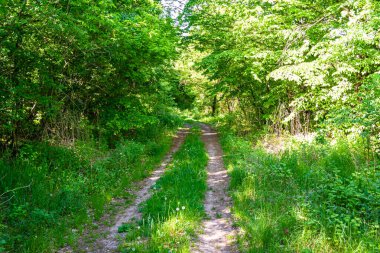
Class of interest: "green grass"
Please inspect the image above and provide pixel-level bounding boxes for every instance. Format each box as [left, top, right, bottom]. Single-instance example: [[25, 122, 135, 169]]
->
[[118, 128, 208, 253], [220, 131, 379, 253], [0, 126, 179, 253]]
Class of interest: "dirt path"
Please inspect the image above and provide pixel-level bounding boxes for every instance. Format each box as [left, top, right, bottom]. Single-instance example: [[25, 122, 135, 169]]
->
[[192, 124, 237, 253], [58, 126, 190, 253]]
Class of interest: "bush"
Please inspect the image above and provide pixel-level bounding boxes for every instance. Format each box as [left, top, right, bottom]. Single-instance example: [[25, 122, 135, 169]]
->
[[307, 168, 380, 239]]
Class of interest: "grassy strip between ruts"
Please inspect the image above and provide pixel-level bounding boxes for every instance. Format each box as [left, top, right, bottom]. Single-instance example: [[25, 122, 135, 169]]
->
[[219, 131, 379, 253], [118, 128, 208, 253]]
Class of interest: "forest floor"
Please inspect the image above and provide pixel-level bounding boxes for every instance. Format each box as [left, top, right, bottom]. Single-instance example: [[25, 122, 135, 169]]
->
[[59, 123, 236, 252]]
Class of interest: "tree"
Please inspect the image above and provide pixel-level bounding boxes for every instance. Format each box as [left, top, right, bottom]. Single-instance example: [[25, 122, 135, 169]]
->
[[181, 0, 380, 135], [0, 0, 180, 149]]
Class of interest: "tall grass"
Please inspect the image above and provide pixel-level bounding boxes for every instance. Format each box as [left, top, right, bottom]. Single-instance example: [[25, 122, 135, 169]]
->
[[220, 132, 379, 253], [118, 128, 208, 253], [0, 126, 178, 253]]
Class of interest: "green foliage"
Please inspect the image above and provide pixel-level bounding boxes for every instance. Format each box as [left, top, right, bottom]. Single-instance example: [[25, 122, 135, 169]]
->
[[307, 169, 379, 241], [328, 73, 380, 153], [0, 127, 175, 252], [119, 129, 208, 252], [182, 0, 380, 138], [0, 0, 180, 149], [0, 1, 186, 249], [1, 0, 379, 252], [220, 130, 379, 252]]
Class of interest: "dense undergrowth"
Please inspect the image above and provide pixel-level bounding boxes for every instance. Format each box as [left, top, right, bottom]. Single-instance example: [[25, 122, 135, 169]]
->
[[118, 128, 208, 253], [219, 128, 379, 253], [0, 120, 183, 253]]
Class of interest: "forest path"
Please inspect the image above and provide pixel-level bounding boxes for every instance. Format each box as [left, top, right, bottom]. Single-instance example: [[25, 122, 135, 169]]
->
[[192, 124, 237, 253], [58, 126, 190, 253]]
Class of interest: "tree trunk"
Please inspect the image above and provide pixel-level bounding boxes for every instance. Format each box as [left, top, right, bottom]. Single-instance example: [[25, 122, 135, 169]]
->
[[211, 95, 217, 116]]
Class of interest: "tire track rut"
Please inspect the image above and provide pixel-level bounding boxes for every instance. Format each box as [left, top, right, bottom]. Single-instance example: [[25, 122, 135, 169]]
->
[[192, 124, 237, 253]]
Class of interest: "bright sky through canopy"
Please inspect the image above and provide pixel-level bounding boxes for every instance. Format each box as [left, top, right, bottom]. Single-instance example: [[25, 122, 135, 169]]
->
[[161, 0, 188, 19]]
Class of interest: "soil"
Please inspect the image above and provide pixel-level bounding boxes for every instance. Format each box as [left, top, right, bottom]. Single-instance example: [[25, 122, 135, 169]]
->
[[192, 124, 237, 253]]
